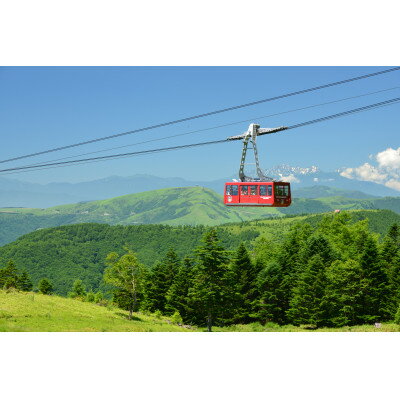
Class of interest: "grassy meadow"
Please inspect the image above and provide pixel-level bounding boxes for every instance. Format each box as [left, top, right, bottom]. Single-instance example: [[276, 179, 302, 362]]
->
[[0, 290, 191, 332]]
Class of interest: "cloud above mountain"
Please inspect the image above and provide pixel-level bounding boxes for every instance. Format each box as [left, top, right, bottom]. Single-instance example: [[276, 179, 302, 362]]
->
[[340, 147, 400, 191]]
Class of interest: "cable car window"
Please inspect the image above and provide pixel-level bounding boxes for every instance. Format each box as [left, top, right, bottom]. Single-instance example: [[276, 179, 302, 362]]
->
[[250, 185, 257, 195], [241, 185, 248, 195], [225, 185, 232, 195], [232, 185, 238, 195], [267, 185, 272, 196], [275, 185, 289, 196], [260, 185, 267, 196]]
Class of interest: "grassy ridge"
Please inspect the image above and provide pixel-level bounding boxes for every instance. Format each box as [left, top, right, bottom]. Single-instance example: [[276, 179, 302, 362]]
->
[[1, 186, 400, 246]]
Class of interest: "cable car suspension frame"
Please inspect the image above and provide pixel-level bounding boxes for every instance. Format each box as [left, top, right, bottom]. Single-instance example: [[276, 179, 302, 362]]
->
[[227, 123, 288, 182]]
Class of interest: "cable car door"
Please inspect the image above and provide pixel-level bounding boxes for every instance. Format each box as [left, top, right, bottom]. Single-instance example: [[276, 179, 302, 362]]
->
[[240, 184, 258, 204]]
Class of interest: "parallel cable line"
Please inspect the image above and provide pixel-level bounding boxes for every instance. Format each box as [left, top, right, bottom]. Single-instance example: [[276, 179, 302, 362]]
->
[[1, 97, 399, 175], [19, 86, 400, 168], [1, 67, 399, 165]]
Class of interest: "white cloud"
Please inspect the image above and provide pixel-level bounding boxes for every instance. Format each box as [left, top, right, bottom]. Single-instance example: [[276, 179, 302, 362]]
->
[[341, 148, 400, 192], [385, 179, 400, 191], [376, 147, 400, 169], [339, 163, 387, 183], [280, 174, 300, 183]]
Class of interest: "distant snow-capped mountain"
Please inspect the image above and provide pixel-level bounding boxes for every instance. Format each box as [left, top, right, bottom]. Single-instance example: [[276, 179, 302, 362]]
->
[[262, 164, 399, 197], [264, 164, 320, 176]]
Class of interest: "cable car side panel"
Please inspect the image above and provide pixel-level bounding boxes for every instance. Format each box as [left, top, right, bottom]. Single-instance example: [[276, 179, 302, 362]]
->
[[224, 182, 291, 207]]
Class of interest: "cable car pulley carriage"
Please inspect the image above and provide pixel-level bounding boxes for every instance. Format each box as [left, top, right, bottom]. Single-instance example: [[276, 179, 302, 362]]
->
[[224, 123, 291, 207]]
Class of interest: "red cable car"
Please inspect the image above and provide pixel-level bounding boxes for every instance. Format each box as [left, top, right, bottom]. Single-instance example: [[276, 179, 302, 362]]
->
[[224, 181, 291, 207], [223, 123, 291, 207]]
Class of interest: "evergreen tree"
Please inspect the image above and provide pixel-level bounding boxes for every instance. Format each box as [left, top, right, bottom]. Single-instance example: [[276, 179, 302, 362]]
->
[[359, 236, 390, 322], [380, 223, 400, 316], [144, 248, 180, 313], [276, 224, 312, 321], [38, 278, 54, 295], [256, 261, 286, 324], [104, 249, 144, 319], [188, 229, 231, 331], [325, 259, 365, 326], [165, 257, 193, 321], [287, 255, 328, 327], [18, 271, 33, 292], [230, 243, 260, 323], [0, 260, 19, 289]]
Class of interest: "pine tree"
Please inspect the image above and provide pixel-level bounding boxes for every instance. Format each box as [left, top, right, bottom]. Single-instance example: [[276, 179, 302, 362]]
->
[[188, 229, 231, 331], [104, 249, 145, 319], [38, 278, 54, 295], [359, 236, 390, 322], [143, 248, 180, 313], [230, 243, 260, 323], [0, 260, 19, 289], [166, 257, 193, 321], [287, 255, 328, 327], [18, 271, 33, 292], [276, 224, 312, 320], [325, 259, 365, 326], [256, 261, 286, 324], [380, 223, 400, 316]]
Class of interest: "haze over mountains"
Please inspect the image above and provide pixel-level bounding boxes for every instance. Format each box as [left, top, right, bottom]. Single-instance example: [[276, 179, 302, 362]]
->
[[2, 186, 400, 246], [0, 165, 398, 208]]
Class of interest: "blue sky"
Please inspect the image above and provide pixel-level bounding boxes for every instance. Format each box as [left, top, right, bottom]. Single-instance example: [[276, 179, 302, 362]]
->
[[0, 66, 399, 184]]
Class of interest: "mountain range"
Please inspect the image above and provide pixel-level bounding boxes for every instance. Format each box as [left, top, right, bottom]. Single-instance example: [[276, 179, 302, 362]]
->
[[1, 186, 400, 247], [0, 165, 398, 208]]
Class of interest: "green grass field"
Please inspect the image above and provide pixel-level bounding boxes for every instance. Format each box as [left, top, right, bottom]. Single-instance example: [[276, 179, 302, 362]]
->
[[1, 290, 398, 332], [0, 290, 191, 332]]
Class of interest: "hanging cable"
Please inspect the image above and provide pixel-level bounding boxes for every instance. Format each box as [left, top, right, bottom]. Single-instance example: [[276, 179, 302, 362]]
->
[[19, 86, 400, 169], [0, 96, 399, 175], [1, 67, 399, 165]]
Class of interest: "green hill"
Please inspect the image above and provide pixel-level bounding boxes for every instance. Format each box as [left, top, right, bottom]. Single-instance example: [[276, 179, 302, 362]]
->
[[0, 209, 398, 296], [1, 186, 400, 246], [293, 185, 378, 199], [0, 290, 191, 332]]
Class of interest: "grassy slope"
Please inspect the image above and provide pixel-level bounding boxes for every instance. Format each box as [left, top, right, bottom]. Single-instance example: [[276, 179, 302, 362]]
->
[[1, 186, 400, 246], [1, 290, 398, 332], [0, 290, 190, 332]]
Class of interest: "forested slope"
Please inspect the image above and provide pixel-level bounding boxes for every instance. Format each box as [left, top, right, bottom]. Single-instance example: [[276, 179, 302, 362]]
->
[[0, 209, 398, 295]]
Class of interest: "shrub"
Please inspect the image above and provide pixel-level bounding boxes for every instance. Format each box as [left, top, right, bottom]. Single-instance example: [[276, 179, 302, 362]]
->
[[395, 304, 400, 325], [171, 311, 183, 325]]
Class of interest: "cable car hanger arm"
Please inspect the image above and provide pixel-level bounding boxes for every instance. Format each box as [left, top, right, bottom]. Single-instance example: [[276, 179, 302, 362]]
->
[[226, 124, 288, 182]]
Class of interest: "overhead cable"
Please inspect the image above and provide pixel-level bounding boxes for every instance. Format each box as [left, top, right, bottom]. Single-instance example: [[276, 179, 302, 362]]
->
[[1, 67, 399, 165], [1, 96, 399, 175], [19, 86, 400, 168]]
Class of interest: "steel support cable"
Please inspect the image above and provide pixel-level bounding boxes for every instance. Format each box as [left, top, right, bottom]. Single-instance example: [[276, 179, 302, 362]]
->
[[19, 86, 400, 169], [0, 96, 399, 175], [1, 67, 399, 165], [286, 97, 400, 130]]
